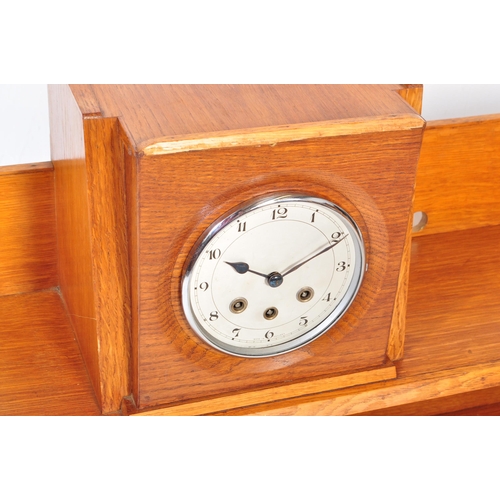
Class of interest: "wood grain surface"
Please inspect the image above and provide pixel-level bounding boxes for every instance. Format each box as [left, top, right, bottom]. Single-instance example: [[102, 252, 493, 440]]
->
[[0, 290, 100, 416], [0, 162, 57, 296], [49, 85, 133, 414], [414, 114, 500, 236], [59, 85, 423, 411], [71, 85, 421, 152], [203, 224, 500, 415], [4, 90, 500, 415], [134, 128, 422, 410], [397, 85, 424, 114], [49, 84, 102, 406], [82, 117, 132, 414]]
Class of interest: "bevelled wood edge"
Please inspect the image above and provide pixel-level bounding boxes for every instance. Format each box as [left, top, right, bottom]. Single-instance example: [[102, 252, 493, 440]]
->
[[69, 84, 102, 117], [223, 361, 500, 416], [0, 161, 53, 176], [141, 114, 425, 155], [129, 365, 397, 416], [386, 202, 414, 361], [396, 85, 424, 115]]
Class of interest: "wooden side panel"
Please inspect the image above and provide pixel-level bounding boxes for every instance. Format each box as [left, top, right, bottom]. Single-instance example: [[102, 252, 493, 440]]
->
[[397, 85, 424, 114], [48, 84, 102, 407], [49, 85, 132, 413], [0, 163, 57, 296], [414, 114, 500, 236], [83, 118, 131, 413]]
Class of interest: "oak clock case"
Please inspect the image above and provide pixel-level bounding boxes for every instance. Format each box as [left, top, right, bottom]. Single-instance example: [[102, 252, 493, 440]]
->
[[136, 129, 421, 410], [181, 194, 366, 357]]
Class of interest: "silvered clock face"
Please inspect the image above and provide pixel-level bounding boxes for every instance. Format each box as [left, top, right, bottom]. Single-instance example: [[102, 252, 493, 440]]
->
[[181, 194, 365, 357]]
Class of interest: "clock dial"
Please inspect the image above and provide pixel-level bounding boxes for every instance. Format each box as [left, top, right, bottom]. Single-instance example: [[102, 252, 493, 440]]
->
[[182, 194, 365, 357]]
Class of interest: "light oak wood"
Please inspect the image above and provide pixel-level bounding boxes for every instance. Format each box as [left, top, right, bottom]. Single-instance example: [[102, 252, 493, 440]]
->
[[134, 129, 421, 409], [4, 99, 500, 415], [58, 85, 423, 411], [414, 114, 500, 236], [0, 290, 100, 416], [386, 203, 414, 361], [0, 162, 57, 296], [142, 114, 424, 155], [49, 84, 101, 407], [206, 224, 500, 415], [82, 117, 132, 413], [72, 85, 420, 151], [397, 84, 424, 114], [386, 84, 424, 362], [49, 85, 132, 414], [127, 365, 397, 416]]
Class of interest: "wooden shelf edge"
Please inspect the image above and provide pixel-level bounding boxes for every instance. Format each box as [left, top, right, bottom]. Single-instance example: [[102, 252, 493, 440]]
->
[[208, 361, 500, 416], [0, 161, 53, 176]]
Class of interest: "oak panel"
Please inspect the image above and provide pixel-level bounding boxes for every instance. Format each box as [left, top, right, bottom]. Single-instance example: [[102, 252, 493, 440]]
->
[[48, 84, 101, 406], [82, 117, 132, 413], [135, 128, 423, 409], [0, 290, 100, 416], [208, 224, 500, 415], [73, 85, 420, 151], [0, 162, 57, 296], [414, 114, 500, 236]]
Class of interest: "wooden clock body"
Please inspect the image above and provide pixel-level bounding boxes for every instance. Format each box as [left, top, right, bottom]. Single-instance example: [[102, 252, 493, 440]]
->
[[48, 85, 424, 414]]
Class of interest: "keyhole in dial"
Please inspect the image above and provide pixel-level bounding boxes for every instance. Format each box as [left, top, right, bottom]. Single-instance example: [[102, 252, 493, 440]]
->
[[264, 307, 279, 320], [230, 298, 248, 314], [297, 287, 314, 302]]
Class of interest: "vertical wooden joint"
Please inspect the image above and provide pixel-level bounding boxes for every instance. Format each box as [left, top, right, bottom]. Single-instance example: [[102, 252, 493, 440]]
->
[[397, 85, 424, 115]]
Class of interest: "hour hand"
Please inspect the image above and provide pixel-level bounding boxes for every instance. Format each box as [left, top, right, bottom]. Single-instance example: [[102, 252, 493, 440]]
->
[[224, 261, 269, 278]]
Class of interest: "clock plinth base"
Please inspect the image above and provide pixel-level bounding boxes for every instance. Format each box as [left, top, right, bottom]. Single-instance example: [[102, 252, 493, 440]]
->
[[122, 363, 397, 416]]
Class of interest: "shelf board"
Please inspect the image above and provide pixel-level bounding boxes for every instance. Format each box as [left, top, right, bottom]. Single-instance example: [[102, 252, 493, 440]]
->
[[0, 290, 100, 416], [1, 226, 499, 416]]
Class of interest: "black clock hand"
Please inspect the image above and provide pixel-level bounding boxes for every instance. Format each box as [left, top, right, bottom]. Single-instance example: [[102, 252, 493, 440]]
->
[[281, 234, 348, 277], [224, 261, 269, 279]]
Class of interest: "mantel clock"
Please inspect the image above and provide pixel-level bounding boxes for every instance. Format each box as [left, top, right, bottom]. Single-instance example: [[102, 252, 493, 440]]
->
[[48, 85, 425, 415]]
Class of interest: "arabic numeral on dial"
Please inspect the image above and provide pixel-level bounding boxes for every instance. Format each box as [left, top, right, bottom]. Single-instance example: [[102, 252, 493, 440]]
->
[[323, 293, 332, 302], [299, 316, 308, 326], [199, 282, 209, 291], [265, 331, 274, 341], [207, 249, 221, 260], [232, 328, 241, 339], [272, 207, 288, 220], [237, 221, 247, 232], [331, 232, 344, 242], [336, 261, 347, 272], [209, 311, 219, 321]]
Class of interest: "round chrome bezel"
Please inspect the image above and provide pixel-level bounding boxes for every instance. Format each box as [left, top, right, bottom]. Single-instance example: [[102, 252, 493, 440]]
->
[[181, 193, 366, 358]]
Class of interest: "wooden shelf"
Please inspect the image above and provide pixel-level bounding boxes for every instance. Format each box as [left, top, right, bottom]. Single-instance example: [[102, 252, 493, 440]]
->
[[0, 290, 100, 416], [2, 225, 499, 415]]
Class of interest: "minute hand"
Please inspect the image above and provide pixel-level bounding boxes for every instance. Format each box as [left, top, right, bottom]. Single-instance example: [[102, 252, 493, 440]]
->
[[281, 234, 348, 278]]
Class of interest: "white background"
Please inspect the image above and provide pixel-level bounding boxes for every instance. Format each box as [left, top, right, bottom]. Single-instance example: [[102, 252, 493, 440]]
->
[[1, 84, 500, 167]]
